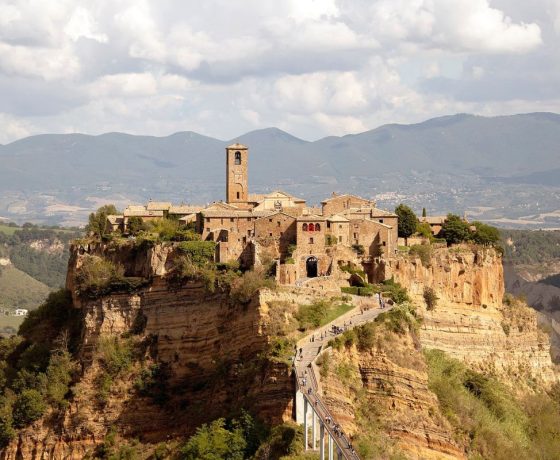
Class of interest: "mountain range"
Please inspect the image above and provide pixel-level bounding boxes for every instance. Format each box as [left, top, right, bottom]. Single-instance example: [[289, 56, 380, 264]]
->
[[1, 112, 560, 226]]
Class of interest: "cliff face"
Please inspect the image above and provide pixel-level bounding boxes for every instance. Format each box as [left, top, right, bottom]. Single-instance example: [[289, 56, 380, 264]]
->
[[321, 332, 465, 460], [388, 245, 558, 387], [3, 242, 294, 459]]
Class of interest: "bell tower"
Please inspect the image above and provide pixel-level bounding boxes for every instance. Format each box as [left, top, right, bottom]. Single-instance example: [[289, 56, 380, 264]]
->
[[226, 143, 248, 204]]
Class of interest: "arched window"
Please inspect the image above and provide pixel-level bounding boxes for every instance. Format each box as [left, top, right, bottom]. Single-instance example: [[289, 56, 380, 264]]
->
[[309, 223, 315, 232], [235, 151, 241, 165], [315, 223, 321, 231], [302, 223, 308, 231]]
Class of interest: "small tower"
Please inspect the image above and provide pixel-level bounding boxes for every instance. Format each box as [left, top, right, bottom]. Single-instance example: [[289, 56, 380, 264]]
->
[[226, 143, 248, 204]]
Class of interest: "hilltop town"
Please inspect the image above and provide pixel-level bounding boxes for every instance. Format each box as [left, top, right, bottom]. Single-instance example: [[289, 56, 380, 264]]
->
[[104, 143, 446, 286]]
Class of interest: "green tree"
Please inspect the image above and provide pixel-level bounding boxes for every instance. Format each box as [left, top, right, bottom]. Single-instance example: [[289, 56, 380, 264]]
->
[[12, 389, 46, 428], [181, 418, 246, 460], [127, 216, 146, 235], [440, 214, 471, 245], [422, 207, 427, 218], [86, 205, 118, 239], [395, 204, 417, 239], [471, 222, 500, 246]]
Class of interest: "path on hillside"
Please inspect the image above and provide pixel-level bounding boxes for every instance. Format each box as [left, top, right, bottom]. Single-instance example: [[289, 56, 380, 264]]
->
[[294, 295, 392, 459]]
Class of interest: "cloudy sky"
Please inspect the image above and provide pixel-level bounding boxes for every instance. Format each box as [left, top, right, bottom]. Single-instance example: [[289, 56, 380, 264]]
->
[[0, 0, 558, 143]]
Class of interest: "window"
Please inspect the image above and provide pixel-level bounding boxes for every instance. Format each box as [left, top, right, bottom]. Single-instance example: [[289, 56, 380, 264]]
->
[[309, 237, 314, 244], [230, 218, 234, 222], [221, 218, 224, 224], [206, 217, 210, 223], [236, 192, 240, 199], [269, 232, 273, 237], [315, 223, 321, 231], [353, 232, 357, 238], [379, 219, 384, 223], [303, 223, 308, 231], [277, 221, 281, 226], [339, 224, 342, 229], [339, 236, 342, 243], [382, 241, 386, 246], [327, 221, 331, 229], [269, 218, 273, 222], [309, 223, 315, 232], [235, 151, 241, 165]]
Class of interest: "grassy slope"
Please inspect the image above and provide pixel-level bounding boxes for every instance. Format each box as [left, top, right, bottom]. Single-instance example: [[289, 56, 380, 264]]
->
[[0, 225, 18, 236], [0, 265, 50, 311]]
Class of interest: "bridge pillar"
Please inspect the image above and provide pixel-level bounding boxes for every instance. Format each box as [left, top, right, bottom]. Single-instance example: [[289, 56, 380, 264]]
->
[[304, 398, 308, 451], [328, 434, 333, 460], [319, 422, 325, 460], [312, 409, 317, 449]]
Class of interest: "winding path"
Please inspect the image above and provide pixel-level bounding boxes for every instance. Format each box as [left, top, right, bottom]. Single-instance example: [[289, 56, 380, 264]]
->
[[294, 295, 392, 459]]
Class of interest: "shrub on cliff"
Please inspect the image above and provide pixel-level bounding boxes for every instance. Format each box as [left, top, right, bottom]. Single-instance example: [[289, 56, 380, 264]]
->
[[181, 418, 247, 460], [409, 244, 432, 267], [423, 349, 560, 459], [177, 241, 216, 265], [12, 389, 46, 428], [423, 287, 438, 311], [381, 278, 410, 304], [440, 214, 471, 245], [471, 221, 500, 246], [253, 423, 303, 460], [75, 255, 125, 297], [229, 267, 276, 305]]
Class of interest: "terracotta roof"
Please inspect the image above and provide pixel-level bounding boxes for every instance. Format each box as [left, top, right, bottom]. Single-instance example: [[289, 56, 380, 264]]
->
[[227, 142, 247, 149], [254, 211, 297, 222], [369, 207, 397, 218], [327, 214, 349, 222], [297, 214, 326, 221], [203, 210, 275, 218], [146, 201, 172, 211], [124, 209, 164, 217], [169, 205, 203, 214], [321, 193, 373, 205], [421, 216, 446, 225], [125, 205, 146, 212]]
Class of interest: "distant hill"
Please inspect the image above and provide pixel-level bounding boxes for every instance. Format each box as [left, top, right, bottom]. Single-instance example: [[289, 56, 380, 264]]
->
[[0, 265, 49, 311], [2, 112, 560, 225]]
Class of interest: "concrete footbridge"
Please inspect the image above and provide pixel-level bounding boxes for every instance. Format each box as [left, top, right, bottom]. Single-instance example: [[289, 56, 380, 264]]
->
[[293, 296, 391, 459]]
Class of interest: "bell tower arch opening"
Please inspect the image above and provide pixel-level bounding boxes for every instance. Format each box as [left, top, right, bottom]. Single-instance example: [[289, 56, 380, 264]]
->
[[226, 143, 248, 204]]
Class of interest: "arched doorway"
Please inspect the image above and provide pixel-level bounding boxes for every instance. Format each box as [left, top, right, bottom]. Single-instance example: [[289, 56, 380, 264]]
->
[[306, 256, 318, 278]]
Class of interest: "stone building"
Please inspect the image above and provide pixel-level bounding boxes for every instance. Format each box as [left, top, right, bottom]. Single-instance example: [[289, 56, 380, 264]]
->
[[107, 142, 399, 284]]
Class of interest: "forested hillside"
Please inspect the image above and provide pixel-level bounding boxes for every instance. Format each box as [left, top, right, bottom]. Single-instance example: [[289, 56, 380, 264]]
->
[[0, 223, 82, 335]]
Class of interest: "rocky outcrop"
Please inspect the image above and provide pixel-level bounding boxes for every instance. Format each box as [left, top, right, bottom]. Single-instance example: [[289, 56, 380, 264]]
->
[[3, 243, 295, 459], [321, 331, 465, 460], [388, 245, 558, 388]]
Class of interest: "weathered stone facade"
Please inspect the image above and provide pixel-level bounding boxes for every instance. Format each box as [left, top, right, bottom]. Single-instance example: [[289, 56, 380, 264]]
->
[[107, 143, 399, 284]]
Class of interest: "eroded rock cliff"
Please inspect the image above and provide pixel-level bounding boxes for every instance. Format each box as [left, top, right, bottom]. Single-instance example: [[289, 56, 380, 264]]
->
[[387, 245, 558, 388], [2, 242, 295, 459]]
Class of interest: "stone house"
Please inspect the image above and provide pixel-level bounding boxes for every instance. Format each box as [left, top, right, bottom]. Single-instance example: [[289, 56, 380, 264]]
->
[[107, 142, 400, 285]]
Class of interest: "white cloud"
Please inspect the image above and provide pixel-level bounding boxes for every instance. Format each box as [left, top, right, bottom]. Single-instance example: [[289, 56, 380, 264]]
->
[[64, 6, 108, 43], [0, 0, 556, 144], [338, 0, 542, 54]]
